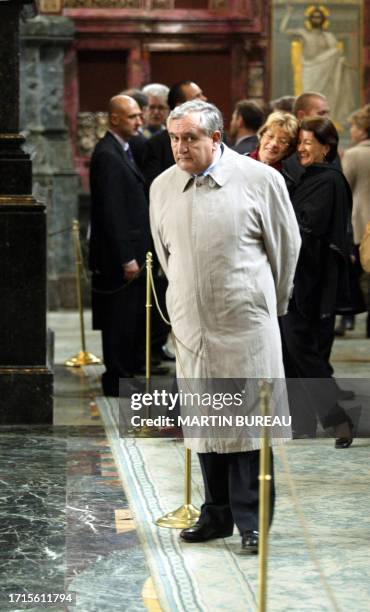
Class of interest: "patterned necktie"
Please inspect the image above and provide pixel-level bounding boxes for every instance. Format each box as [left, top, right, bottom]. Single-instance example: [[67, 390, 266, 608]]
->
[[125, 145, 136, 167]]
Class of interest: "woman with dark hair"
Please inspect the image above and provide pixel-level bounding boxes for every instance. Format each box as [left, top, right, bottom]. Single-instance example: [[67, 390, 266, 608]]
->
[[281, 117, 354, 448]]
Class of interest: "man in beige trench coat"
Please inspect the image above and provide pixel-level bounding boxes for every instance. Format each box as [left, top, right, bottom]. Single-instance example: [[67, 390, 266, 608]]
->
[[150, 100, 301, 553]]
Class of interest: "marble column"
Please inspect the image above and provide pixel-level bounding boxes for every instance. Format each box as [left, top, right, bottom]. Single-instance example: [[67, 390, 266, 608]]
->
[[0, 0, 53, 423], [20, 15, 79, 309]]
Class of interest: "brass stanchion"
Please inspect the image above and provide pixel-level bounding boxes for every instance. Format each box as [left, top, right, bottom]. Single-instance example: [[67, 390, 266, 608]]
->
[[145, 252, 152, 384], [148, 253, 199, 527], [135, 252, 155, 437], [156, 447, 200, 528], [258, 381, 272, 612], [65, 220, 102, 367]]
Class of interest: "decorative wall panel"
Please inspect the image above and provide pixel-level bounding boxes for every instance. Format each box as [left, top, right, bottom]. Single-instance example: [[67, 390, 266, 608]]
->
[[271, 0, 363, 133]]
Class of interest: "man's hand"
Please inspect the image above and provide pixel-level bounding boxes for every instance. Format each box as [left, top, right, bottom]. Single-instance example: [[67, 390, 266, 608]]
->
[[123, 259, 140, 281]]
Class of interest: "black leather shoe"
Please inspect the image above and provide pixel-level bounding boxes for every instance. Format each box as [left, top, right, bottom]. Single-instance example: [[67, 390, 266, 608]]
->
[[335, 436, 353, 449], [335, 418, 354, 449], [241, 530, 259, 554], [180, 522, 233, 543], [334, 438, 353, 448]]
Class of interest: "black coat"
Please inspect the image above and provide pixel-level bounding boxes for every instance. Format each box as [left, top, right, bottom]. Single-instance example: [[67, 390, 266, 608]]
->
[[89, 131, 151, 282], [291, 164, 351, 319], [142, 129, 175, 187], [283, 151, 342, 184]]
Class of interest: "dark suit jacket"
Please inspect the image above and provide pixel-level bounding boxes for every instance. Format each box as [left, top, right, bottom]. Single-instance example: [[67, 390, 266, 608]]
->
[[89, 131, 151, 282], [129, 132, 147, 172], [232, 135, 258, 155], [142, 129, 175, 187]]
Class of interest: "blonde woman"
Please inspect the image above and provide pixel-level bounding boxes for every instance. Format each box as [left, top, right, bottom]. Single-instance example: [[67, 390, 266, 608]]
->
[[247, 111, 299, 192]]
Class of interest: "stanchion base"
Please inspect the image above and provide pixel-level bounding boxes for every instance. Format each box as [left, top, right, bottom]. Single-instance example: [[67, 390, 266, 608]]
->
[[65, 351, 102, 367], [156, 504, 200, 529]]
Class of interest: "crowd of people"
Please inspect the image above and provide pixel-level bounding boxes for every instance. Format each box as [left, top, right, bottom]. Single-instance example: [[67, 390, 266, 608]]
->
[[88, 79, 370, 553]]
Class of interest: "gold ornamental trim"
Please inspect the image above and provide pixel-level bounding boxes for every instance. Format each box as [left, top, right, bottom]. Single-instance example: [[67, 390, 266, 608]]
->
[[304, 4, 330, 31], [0, 367, 51, 374], [0, 133, 24, 140], [39, 0, 64, 14], [64, 0, 141, 6], [0, 196, 37, 205]]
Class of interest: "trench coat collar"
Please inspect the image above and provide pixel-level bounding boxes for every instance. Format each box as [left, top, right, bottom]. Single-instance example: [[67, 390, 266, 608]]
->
[[355, 139, 370, 149], [177, 144, 236, 192]]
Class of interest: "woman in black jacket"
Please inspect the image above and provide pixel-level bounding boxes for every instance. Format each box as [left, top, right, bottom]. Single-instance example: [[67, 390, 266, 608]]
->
[[280, 117, 354, 448]]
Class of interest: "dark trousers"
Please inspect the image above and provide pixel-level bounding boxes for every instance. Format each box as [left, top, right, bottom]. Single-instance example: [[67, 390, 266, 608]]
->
[[318, 314, 336, 376], [281, 307, 348, 434], [97, 277, 145, 394], [197, 450, 275, 534]]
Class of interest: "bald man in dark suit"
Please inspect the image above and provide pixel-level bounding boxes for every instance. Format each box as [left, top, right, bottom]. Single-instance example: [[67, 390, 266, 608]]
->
[[89, 95, 151, 396]]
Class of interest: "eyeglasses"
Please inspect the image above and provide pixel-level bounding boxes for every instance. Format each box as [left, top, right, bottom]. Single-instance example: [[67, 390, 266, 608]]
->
[[149, 105, 168, 111], [262, 131, 290, 147]]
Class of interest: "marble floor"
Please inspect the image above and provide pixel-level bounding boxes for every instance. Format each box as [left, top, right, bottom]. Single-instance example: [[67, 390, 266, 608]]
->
[[1, 311, 370, 612], [95, 397, 370, 612], [0, 312, 160, 612]]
